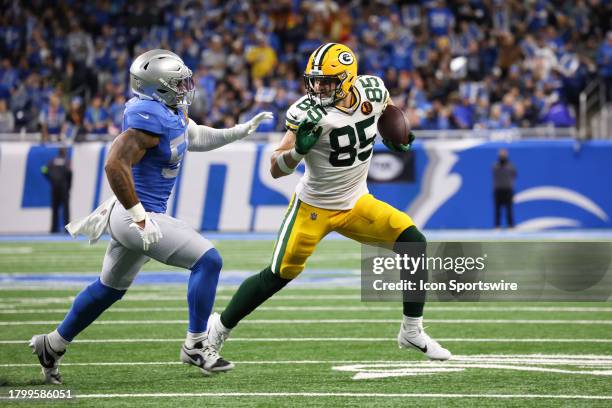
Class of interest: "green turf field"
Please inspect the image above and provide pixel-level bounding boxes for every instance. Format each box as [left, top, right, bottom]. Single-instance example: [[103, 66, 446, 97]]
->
[[0, 239, 611, 407]]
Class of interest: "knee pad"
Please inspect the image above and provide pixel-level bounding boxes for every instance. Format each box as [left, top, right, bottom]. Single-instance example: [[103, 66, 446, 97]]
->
[[192, 248, 223, 275]]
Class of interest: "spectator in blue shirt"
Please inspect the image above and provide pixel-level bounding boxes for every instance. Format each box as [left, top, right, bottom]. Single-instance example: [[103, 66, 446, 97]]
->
[[39, 94, 66, 142], [0, 58, 18, 98], [526, 1, 549, 32], [427, 1, 455, 37], [451, 96, 475, 129], [108, 94, 126, 136], [421, 99, 452, 130], [541, 94, 576, 128], [480, 104, 508, 130], [84, 95, 109, 135], [391, 41, 414, 72]]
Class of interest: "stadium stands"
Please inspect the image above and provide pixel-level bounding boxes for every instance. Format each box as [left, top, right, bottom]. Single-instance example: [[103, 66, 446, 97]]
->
[[0, 0, 611, 140]]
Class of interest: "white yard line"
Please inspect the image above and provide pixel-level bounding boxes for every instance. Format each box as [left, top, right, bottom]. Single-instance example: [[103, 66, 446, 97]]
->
[[0, 360, 401, 367], [3, 354, 612, 368], [31, 392, 612, 400], [0, 247, 32, 254], [1, 306, 610, 314], [0, 294, 360, 303], [1, 319, 611, 325], [0, 286, 353, 292], [1, 337, 611, 344]]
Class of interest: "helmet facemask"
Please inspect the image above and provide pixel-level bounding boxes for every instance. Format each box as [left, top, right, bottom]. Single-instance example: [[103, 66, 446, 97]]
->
[[159, 70, 195, 108], [304, 73, 347, 107]]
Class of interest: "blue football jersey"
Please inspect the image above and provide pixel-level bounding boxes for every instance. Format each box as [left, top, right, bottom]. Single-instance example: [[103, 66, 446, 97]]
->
[[122, 97, 189, 213]]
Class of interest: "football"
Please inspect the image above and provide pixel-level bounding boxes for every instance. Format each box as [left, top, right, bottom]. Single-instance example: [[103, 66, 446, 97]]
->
[[377, 105, 411, 145]]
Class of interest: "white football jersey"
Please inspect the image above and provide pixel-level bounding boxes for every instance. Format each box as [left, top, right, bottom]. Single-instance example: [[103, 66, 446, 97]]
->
[[285, 75, 389, 210]]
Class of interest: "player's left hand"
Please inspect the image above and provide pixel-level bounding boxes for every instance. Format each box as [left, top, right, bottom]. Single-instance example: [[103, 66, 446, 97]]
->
[[295, 118, 323, 155], [245, 112, 274, 135], [383, 131, 415, 152], [129, 214, 163, 251]]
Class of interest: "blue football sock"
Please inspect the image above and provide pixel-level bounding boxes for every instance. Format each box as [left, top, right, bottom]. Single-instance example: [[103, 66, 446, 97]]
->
[[187, 248, 222, 333], [57, 278, 125, 342]]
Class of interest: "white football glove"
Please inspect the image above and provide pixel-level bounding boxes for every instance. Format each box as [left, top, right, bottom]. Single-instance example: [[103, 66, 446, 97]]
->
[[129, 214, 163, 251], [244, 111, 274, 135]]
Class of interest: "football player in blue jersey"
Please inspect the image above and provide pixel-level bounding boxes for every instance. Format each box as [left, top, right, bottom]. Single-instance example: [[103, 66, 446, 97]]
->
[[29, 49, 273, 383]]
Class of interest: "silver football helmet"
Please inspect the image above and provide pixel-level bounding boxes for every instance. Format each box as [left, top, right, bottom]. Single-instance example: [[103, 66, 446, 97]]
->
[[129, 49, 195, 108]]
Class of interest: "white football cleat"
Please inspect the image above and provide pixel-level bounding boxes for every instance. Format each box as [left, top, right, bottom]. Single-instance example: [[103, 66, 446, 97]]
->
[[180, 337, 234, 375], [397, 322, 452, 361], [29, 334, 65, 384], [206, 312, 231, 351]]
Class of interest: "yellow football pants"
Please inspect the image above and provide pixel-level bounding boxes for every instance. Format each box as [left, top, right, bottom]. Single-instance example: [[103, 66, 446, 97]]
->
[[270, 194, 415, 279]]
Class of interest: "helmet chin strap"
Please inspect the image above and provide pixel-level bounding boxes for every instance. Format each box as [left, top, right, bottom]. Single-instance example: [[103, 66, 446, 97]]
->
[[318, 95, 335, 106], [334, 74, 349, 103]]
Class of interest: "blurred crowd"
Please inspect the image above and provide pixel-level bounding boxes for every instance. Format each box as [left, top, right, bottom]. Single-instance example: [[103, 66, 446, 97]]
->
[[1, 0, 612, 141]]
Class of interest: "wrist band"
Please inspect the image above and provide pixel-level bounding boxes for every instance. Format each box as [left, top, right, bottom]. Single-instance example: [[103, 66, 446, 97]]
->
[[127, 202, 146, 222], [289, 148, 305, 161], [276, 152, 295, 174]]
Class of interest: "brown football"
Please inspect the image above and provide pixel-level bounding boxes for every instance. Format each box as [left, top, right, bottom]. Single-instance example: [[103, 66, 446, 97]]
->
[[377, 105, 410, 145]]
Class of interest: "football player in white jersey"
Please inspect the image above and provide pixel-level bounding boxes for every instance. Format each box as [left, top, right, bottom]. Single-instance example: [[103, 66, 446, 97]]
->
[[207, 43, 451, 362]]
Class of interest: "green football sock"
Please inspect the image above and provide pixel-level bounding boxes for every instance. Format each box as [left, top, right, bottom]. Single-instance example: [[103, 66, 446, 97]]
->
[[402, 301, 425, 317], [220, 266, 290, 329], [395, 226, 427, 318]]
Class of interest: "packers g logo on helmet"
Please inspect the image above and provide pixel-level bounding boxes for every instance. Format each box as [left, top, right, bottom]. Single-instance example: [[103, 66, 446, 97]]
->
[[304, 43, 358, 107], [338, 51, 354, 65]]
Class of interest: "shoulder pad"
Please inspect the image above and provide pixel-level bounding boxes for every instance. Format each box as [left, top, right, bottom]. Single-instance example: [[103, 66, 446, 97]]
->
[[285, 96, 315, 131], [354, 75, 389, 111], [124, 99, 166, 136]]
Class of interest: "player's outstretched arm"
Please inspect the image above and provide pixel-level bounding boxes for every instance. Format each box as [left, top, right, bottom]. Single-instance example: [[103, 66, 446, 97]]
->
[[271, 119, 322, 179], [187, 112, 274, 152]]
